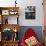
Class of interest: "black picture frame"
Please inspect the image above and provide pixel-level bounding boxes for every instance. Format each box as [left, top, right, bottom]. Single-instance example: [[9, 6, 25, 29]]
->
[[25, 6, 36, 19]]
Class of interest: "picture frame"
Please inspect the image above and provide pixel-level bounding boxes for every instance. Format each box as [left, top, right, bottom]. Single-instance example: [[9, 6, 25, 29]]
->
[[2, 10, 9, 15], [25, 6, 36, 19], [9, 10, 18, 15]]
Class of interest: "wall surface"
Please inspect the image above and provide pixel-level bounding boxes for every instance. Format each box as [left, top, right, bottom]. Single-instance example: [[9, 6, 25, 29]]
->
[[0, 0, 43, 26], [18, 0, 43, 26]]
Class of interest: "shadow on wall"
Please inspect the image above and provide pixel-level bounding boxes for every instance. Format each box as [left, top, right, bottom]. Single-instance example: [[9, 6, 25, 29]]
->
[[18, 26, 43, 44]]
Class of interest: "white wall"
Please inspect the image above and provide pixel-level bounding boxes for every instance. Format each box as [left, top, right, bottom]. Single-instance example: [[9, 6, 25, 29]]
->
[[0, 0, 43, 26], [18, 0, 43, 26]]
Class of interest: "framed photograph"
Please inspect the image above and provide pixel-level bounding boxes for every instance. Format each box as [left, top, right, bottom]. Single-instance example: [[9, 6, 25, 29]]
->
[[9, 10, 18, 15], [25, 6, 36, 19], [2, 10, 9, 15]]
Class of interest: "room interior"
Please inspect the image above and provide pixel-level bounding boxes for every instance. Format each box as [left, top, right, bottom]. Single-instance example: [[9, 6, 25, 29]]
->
[[0, 0, 45, 46]]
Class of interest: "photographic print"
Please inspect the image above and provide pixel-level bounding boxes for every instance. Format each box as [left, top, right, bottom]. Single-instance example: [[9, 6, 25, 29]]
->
[[25, 6, 36, 19]]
